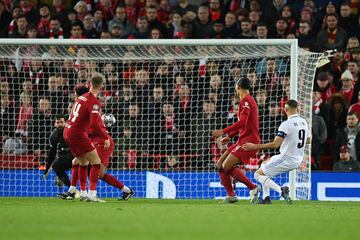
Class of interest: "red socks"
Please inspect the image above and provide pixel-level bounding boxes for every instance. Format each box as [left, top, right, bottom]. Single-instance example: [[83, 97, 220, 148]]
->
[[89, 164, 100, 191], [70, 164, 79, 187], [101, 173, 125, 190], [79, 165, 88, 191], [227, 167, 256, 190], [218, 169, 235, 196]]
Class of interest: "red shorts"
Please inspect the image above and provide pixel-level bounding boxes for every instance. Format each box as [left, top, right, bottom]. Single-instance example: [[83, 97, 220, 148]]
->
[[63, 128, 95, 157], [227, 143, 258, 165], [93, 140, 114, 167]]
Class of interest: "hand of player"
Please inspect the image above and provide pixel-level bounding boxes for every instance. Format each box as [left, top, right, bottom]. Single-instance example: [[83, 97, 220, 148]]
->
[[212, 129, 223, 139], [220, 136, 231, 145], [104, 139, 110, 149], [241, 143, 257, 151]]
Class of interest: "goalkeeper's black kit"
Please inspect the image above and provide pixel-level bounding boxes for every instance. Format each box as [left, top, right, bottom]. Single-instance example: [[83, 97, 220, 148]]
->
[[45, 127, 74, 187]]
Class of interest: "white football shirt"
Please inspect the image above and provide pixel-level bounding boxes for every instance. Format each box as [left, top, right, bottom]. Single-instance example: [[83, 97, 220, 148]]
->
[[277, 114, 309, 160]]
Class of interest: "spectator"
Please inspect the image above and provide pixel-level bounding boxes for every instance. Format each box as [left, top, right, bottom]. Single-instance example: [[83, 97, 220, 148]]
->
[[116, 126, 137, 168], [212, 19, 225, 38], [48, 17, 64, 39], [0, 88, 17, 139], [158, 0, 170, 24], [194, 5, 214, 39], [132, 16, 149, 39], [191, 100, 224, 168], [315, 71, 336, 102], [109, 5, 134, 36], [349, 91, 360, 118], [69, 20, 85, 39], [335, 112, 360, 162], [16, 92, 33, 136], [248, 10, 260, 29], [317, 13, 348, 51], [339, 3, 357, 38], [26, 24, 38, 38], [149, 27, 163, 39], [121, 103, 148, 152], [83, 14, 99, 39], [50, 0, 67, 23], [256, 22, 268, 39], [0, 2, 11, 38], [311, 113, 327, 169], [167, 11, 183, 38], [73, 0, 88, 21], [109, 21, 125, 38], [297, 21, 316, 50], [223, 12, 239, 38], [2, 132, 28, 155], [329, 93, 348, 140], [333, 145, 360, 172], [208, 0, 223, 22], [124, 0, 138, 26], [313, 86, 330, 128], [28, 97, 53, 156], [273, 17, 288, 39], [37, 4, 51, 37], [239, 18, 254, 39], [9, 14, 27, 38], [339, 70, 354, 104], [263, 0, 286, 24], [170, 0, 197, 17], [174, 84, 195, 152], [281, 4, 296, 34], [146, 6, 167, 38]]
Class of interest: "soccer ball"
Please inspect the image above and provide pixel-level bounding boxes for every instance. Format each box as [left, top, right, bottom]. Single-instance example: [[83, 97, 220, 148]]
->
[[102, 113, 116, 127]]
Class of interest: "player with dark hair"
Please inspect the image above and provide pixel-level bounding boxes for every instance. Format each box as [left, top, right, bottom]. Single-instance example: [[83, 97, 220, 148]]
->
[[212, 77, 261, 204], [242, 100, 310, 204], [63, 74, 106, 202], [43, 115, 74, 190], [59, 86, 134, 201]]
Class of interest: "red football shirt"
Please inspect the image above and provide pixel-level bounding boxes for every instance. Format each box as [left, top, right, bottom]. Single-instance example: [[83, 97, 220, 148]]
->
[[223, 94, 261, 145], [66, 92, 107, 139], [88, 116, 112, 144]]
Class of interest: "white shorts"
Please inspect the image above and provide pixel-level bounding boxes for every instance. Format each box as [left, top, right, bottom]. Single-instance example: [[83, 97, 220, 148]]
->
[[261, 154, 301, 177]]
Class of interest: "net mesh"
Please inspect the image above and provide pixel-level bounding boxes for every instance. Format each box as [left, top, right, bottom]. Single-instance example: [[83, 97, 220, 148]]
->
[[0, 41, 322, 199]]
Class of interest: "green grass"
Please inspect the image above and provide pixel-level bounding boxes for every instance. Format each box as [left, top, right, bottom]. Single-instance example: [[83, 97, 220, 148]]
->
[[0, 198, 359, 240]]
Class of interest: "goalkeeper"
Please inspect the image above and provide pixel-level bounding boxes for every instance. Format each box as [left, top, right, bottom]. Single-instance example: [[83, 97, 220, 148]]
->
[[43, 114, 74, 188]]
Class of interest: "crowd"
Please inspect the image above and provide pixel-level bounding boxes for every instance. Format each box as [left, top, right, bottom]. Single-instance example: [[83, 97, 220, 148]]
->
[[0, 0, 360, 172]]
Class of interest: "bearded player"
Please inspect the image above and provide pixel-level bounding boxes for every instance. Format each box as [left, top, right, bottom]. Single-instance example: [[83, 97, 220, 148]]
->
[[212, 77, 261, 204], [63, 74, 106, 202]]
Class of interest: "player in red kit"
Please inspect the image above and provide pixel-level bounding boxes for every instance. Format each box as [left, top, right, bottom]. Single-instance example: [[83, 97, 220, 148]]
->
[[63, 74, 106, 202], [59, 87, 134, 201], [212, 77, 261, 204]]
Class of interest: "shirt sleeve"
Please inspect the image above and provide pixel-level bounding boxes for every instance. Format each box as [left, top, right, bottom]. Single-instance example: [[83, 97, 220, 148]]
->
[[89, 102, 108, 140], [223, 100, 251, 134], [277, 121, 289, 138], [46, 129, 58, 164]]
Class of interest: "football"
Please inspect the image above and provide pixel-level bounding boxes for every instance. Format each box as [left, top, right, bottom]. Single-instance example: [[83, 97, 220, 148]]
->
[[101, 113, 116, 127]]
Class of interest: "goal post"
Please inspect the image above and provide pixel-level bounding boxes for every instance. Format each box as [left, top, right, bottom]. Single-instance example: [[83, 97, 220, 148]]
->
[[0, 39, 322, 200]]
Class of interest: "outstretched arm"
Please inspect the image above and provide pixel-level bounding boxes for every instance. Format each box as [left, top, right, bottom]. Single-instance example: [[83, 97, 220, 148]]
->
[[242, 136, 284, 151]]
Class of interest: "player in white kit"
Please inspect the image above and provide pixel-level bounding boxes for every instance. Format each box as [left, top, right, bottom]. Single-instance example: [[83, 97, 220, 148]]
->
[[242, 100, 310, 204]]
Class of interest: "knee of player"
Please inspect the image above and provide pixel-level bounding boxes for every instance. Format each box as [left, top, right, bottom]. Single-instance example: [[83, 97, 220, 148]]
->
[[99, 172, 105, 179]]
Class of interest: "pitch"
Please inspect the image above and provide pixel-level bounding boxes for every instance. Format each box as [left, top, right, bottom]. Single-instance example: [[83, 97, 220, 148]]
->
[[0, 198, 359, 240]]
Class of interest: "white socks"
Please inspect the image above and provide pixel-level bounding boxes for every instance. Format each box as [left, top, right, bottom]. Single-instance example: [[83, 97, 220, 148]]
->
[[68, 186, 76, 193], [122, 186, 131, 193], [254, 172, 282, 199]]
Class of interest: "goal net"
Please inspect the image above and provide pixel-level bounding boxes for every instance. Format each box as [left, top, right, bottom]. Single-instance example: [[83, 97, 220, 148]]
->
[[0, 39, 322, 200]]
